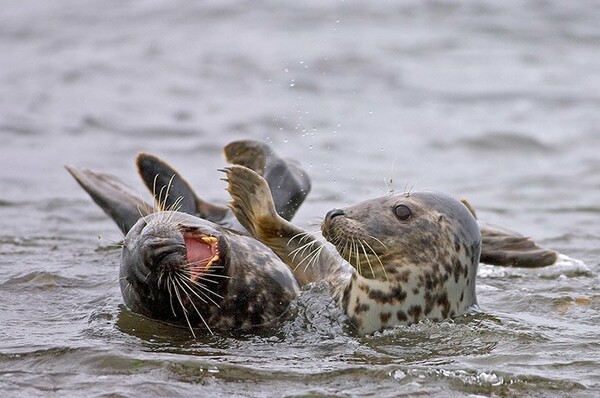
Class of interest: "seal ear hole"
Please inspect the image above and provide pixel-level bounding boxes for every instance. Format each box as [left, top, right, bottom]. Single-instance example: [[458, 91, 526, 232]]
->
[[394, 204, 412, 221], [438, 215, 445, 223]]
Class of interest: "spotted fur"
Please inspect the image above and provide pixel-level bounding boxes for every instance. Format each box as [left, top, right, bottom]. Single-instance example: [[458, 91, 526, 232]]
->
[[121, 211, 300, 334], [225, 166, 481, 336]]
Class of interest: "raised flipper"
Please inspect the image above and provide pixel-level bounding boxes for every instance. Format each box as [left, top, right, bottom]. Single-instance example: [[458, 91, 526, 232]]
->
[[224, 140, 311, 221], [136, 153, 231, 225], [460, 198, 558, 267], [222, 165, 348, 287], [135, 141, 311, 228], [65, 166, 152, 234]]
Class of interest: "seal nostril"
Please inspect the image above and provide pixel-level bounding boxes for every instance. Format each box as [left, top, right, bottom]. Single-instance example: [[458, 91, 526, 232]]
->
[[325, 208, 345, 220], [150, 244, 186, 270]]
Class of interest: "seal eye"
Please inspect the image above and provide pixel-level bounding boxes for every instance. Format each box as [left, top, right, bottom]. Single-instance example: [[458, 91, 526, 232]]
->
[[394, 204, 412, 221]]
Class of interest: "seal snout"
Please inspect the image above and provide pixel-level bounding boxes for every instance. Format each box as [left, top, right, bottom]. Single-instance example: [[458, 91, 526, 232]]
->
[[144, 238, 187, 272], [325, 208, 345, 221]]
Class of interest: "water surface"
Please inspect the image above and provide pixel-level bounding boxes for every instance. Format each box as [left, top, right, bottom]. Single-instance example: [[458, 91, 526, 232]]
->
[[1, 1, 599, 396]]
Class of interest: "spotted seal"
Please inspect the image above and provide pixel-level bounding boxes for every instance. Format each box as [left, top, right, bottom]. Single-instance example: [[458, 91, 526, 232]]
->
[[65, 140, 310, 335], [118, 210, 299, 334], [224, 165, 483, 335]]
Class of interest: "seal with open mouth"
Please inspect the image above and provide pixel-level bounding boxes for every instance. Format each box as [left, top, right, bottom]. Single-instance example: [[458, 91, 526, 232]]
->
[[66, 140, 310, 335], [119, 210, 299, 334]]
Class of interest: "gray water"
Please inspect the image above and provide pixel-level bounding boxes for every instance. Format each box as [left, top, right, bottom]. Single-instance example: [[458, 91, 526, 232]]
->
[[1, 1, 600, 396]]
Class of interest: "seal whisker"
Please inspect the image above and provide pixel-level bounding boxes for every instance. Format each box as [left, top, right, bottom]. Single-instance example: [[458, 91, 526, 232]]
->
[[306, 245, 326, 271], [168, 195, 184, 213], [183, 271, 221, 285], [307, 217, 325, 228], [172, 274, 215, 335], [352, 237, 363, 276], [170, 276, 199, 338], [338, 235, 351, 264], [288, 231, 309, 245], [166, 274, 177, 317], [293, 243, 321, 270], [184, 294, 213, 336], [361, 238, 388, 281], [121, 279, 133, 296], [288, 230, 322, 246], [179, 287, 214, 336], [158, 269, 165, 289], [158, 175, 174, 212], [174, 273, 208, 304], [290, 239, 319, 262], [358, 239, 377, 279], [179, 271, 225, 301], [293, 243, 325, 271], [186, 256, 218, 267], [368, 236, 388, 251], [194, 272, 230, 281], [177, 274, 222, 308]]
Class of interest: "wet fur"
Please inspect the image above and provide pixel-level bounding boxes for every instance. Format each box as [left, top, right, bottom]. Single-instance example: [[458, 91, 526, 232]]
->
[[122, 211, 299, 336], [224, 165, 481, 335]]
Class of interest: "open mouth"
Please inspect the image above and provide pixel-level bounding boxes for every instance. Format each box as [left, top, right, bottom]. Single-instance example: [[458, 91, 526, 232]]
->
[[183, 233, 220, 282]]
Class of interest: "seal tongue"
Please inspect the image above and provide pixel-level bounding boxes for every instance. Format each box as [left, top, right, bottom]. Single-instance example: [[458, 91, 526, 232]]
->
[[184, 236, 213, 271]]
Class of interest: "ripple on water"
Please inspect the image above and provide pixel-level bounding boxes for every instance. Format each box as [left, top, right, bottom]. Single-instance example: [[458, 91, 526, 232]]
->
[[437, 131, 556, 153], [0, 271, 85, 290], [478, 254, 591, 279]]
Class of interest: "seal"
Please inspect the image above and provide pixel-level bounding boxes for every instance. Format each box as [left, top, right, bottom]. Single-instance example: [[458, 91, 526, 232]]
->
[[223, 165, 482, 335], [65, 165, 301, 335], [65, 140, 311, 335], [120, 210, 299, 335]]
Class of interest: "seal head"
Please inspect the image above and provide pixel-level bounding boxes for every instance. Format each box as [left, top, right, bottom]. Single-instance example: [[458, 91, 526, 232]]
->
[[121, 211, 300, 335], [224, 165, 482, 335], [321, 192, 481, 334], [322, 192, 481, 283]]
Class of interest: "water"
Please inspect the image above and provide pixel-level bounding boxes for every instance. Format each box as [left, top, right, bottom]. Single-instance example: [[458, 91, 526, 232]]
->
[[1, 0, 599, 396]]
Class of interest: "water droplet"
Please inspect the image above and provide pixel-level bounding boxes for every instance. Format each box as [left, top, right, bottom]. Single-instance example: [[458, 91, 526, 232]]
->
[[391, 370, 406, 380]]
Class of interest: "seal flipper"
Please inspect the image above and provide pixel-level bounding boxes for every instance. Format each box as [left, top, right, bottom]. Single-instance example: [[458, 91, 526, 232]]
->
[[65, 166, 151, 234], [460, 198, 558, 267], [224, 140, 311, 221], [223, 165, 348, 287], [479, 224, 558, 267], [136, 153, 230, 224]]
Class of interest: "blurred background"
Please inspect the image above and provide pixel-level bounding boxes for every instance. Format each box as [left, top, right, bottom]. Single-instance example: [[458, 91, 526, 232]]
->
[[1, 1, 599, 396]]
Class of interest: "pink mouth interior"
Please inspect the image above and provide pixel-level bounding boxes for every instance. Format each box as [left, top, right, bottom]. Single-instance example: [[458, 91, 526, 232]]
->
[[184, 234, 218, 281]]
